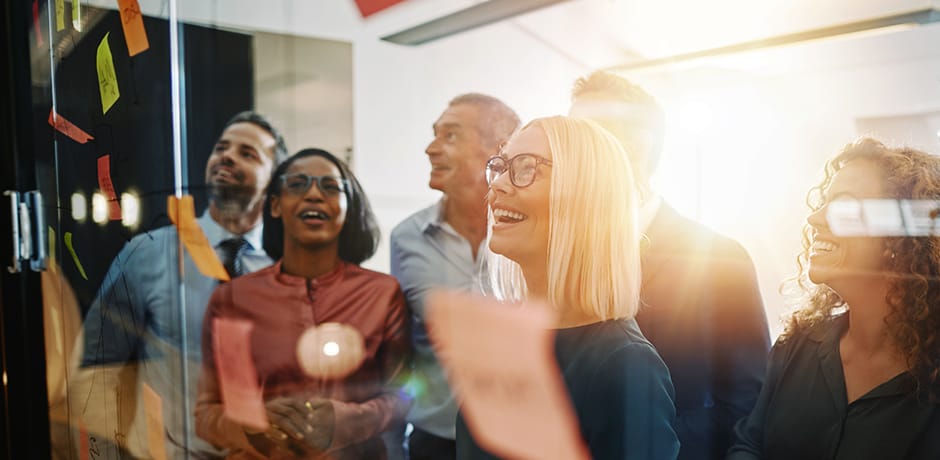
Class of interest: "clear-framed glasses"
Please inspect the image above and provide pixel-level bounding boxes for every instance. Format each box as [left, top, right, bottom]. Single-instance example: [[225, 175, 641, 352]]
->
[[485, 153, 552, 188], [280, 173, 347, 197]]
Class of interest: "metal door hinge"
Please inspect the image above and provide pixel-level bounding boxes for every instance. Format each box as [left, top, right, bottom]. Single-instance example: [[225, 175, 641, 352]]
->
[[5, 190, 47, 273]]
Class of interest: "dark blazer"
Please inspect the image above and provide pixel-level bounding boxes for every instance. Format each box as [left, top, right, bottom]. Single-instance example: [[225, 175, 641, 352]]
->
[[638, 203, 770, 460]]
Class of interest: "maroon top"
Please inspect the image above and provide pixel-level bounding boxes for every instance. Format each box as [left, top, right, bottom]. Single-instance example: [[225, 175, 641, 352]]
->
[[196, 261, 410, 459]]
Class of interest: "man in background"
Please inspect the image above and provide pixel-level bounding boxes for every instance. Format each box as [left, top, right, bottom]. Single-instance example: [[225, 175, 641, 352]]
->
[[72, 111, 288, 459], [570, 71, 770, 460], [391, 93, 520, 460]]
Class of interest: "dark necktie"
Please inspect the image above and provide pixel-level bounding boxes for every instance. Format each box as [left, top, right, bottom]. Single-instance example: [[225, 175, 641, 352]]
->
[[217, 237, 249, 278]]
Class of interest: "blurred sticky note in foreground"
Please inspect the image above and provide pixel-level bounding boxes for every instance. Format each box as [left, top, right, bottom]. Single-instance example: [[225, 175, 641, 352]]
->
[[167, 195, 230, 281], [48, 109, 94, 144], [55, 0, 65, 31], [97, 155, 122, 220], [63, 232, 88, 280], [425, 290, 589, 460], [142, 383, 169, 460], [78, 420, 89, 460], [118, 0, 149, 56], [97, 32, 120, 114], [213, 318, 269, 431], [48, 227, 56, 273]]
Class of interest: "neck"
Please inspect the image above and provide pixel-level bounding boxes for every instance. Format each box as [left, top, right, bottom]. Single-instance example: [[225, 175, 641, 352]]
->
[[209, 200, 264, 235], [280, 242, 340, 279], [443, 185, 488, 254], [841, 279, 896, 353]]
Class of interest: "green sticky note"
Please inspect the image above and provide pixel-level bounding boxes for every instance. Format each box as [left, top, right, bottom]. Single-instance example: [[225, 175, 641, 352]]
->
[[63, 231, 87, 280], [97, 32, 119, 114], [55, 0, 65, 31], [71, 0, 81, 31], [48, 227, 56, 273]]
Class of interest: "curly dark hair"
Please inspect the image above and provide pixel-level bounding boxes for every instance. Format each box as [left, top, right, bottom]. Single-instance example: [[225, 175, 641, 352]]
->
[[261, 148, 380, 265], [784, 137, 940, 400]]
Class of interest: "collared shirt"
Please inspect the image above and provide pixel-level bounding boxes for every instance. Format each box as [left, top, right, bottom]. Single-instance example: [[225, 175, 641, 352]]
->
[[390, 200, 485, 439], [195, 261, 411, 459], [729, 313, 940, 460], [77, 213, 272, 459]]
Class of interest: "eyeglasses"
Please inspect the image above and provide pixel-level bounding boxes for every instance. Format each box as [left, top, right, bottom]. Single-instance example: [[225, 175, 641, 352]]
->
[[485, 153, 552, 188], [280, 173, 347, 197]]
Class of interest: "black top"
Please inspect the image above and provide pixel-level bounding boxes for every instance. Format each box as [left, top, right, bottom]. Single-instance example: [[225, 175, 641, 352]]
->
[[728, 314, 940, 460], [640, 203, 770, 460], [456, 319, 680, 460]]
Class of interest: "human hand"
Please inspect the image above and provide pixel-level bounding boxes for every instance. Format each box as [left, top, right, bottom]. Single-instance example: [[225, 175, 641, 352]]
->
[[246, 397, 334, 456]]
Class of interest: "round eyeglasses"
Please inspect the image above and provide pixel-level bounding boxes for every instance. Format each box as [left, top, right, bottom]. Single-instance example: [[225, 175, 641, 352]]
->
[[485, 153, 552, 188], [280, 173, 347, 197]]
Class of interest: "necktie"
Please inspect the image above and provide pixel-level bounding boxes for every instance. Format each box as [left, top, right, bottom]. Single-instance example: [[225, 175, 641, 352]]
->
[[217, 237, 249, 278]]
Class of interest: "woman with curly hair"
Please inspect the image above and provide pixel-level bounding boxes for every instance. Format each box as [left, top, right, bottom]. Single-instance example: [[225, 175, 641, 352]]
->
[[728, 138, 940, 459]]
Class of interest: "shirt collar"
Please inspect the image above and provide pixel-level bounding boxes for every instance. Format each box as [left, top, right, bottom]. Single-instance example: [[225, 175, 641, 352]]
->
[[418, 199, 447, 233], [198, 212, 264, 251]]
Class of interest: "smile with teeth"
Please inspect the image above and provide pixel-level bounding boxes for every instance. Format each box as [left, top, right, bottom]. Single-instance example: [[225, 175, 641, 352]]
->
[[300, 210, 329, 221], [493, 208, 527, 223], [812, 239, 838, 253]]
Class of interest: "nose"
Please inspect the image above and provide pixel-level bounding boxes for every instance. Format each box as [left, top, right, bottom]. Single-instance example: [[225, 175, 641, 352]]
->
[[807, 204, 828, 230], [488, 167, 513, 195], [302, 179, 326, 202], [425, 138, 441, 156]]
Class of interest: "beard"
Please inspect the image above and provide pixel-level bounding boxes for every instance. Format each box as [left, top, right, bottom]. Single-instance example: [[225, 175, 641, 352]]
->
[[208, 181, 258, 214]]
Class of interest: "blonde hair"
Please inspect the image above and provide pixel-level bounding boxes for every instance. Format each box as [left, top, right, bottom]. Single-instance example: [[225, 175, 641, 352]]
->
[[484, 116, 642, 321]]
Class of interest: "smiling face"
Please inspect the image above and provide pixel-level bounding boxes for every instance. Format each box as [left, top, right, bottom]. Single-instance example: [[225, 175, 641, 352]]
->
[[807, 159, 889, 291], [487, 126, 553, 271], [425, 103, 491, 194], [270, 155, 348, 254], [205, 122, 277, 211]]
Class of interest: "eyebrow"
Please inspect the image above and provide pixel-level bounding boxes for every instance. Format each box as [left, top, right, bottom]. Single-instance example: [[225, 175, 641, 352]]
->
[[433, 122, 462, 132]]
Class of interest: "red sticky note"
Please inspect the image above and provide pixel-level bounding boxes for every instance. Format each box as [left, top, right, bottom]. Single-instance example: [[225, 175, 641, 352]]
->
[[167, 195, 230, 281], [213, 318, 269, 431], [78, 420, 88, 460], [33, 1, 43, 47], [353, 0, 407, 17], [117, 0, 149, 56], [142, 383, 169, 460], [97, 155, 122, 220], [48, 109, 94, 144], [426, 291, 590, 460]]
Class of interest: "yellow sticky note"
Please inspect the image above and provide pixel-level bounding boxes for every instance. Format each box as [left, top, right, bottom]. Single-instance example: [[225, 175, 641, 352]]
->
[[167, 195, 230, 281], [71, 0, 81, 32], [48, 227, 56, 273], [55, 0, 65, 31], [63, 232, 87, 280], [97, 32, 119, 114], [142, 383, 169, 460]]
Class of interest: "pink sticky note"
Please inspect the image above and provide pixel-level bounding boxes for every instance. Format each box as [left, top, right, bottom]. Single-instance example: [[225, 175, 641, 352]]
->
[[97, 155, 122, 220], [425, 291, 589, 460], [48, 108, 94, 144], [213, 318, 269, 431]]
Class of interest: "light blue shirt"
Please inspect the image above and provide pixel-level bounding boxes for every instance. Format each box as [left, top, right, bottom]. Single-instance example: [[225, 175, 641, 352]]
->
[[79, 212, 271, 457], [390, 200, 484, 439]]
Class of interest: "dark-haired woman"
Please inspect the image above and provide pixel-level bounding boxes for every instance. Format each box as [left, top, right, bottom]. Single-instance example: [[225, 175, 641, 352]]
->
[[196, 148, 410, 459], [728, 138, 940, 459]]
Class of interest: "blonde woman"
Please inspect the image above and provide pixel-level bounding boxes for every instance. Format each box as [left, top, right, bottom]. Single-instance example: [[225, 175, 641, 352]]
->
[[456, 116, 679, 459]]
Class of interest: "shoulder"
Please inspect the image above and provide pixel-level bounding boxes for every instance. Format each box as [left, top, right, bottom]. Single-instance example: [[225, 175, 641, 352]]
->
[[578, 321, 669, 380], [391, 203, 438, 241]]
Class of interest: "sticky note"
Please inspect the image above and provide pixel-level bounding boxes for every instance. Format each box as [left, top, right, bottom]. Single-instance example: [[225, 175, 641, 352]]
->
[[426, 291, 589, 460], [55, 0, 65, 31], [48, 227, 56, 273], [33, 1, 42, 46], [97, 32, 119, 114], [48, 108, 94, 144], [72, 0, 81, 31], [213, 318, 269, 431], [79, 420, 88, 460], [117, 0, 149, 56], [97, 155, 122, 220], [167, 195, 230, 281], [142, 383, 169, 460], [63, 231, 88, 280]]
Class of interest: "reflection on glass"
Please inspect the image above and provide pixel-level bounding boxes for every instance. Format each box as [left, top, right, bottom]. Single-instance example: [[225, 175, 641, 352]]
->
[[91, 192, 107, 224], [120, 192, 139, 228], [70, 192, 86, 222]]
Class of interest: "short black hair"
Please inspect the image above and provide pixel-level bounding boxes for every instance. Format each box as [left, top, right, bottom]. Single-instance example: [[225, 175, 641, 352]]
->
[[262, 148, 380, 265], [223, 111, 289, 164]]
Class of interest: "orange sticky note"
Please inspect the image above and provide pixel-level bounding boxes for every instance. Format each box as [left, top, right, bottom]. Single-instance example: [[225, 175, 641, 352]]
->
[[63, 231, 88, 280], [213, 318, 269, 431], [97, 155, 122, 220], [426, 291, 589, 460], [142, 383, 169, 460], [48, 108, 94, 144], [96, 32, 120, 114], [117, 0, 149, 56], [78, 420, 88, 460], [167, 195, 230, 281]]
